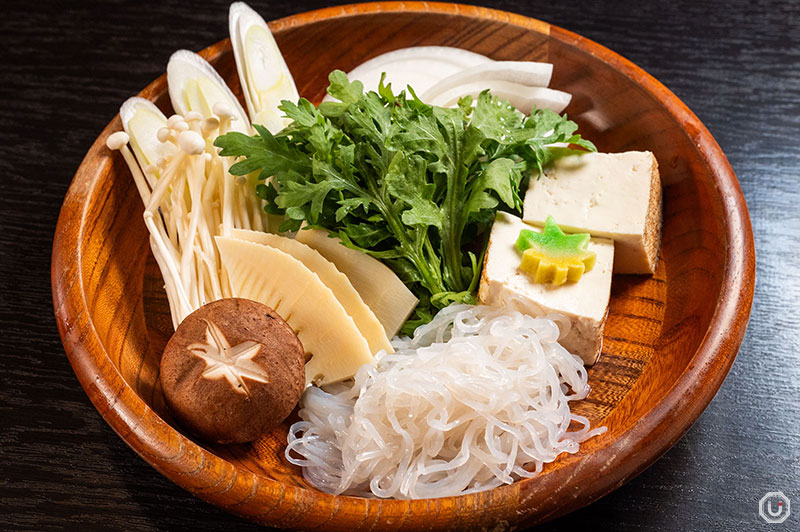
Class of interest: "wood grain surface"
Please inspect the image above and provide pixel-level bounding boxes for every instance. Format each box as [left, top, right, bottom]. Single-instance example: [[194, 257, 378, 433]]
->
[[2, 0, 798, 531]]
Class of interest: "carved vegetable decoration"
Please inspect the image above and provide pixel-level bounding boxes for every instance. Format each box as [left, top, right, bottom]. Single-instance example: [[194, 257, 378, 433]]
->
[[188, 319, 269, 396], [516, 216, 597, 285]]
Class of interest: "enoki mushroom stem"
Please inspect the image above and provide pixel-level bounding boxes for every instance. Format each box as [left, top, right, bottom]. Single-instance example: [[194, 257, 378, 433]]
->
[[109, 105, 265, 329]]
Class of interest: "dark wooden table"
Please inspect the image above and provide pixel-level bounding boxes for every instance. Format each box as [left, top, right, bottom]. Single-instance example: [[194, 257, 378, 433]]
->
[[2, 1, 798, 530]]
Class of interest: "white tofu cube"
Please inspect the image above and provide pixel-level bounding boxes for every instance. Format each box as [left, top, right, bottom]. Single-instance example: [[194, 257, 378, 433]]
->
[[478, 212, 614, 365], [523, 151, 662, 274]]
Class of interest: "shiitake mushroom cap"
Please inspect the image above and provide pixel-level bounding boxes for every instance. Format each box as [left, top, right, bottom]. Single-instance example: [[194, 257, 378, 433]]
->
[[160, 298, 305, 444]]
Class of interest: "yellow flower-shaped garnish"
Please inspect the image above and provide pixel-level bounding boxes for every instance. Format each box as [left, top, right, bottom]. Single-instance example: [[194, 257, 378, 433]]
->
[[516, 216, 597, 285]]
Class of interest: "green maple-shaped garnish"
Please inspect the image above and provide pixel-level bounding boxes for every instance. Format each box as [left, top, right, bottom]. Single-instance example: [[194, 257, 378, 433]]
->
[[516, 216, 597, 285]]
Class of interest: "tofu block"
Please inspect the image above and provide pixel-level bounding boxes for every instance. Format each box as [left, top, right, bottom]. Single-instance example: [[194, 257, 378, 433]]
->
[[479, 212, 614, 365], [523, 151, 662, 274]]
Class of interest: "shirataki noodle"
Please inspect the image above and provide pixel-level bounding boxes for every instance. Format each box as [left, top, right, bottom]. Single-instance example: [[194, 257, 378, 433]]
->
[[286, 303, 606, 499]]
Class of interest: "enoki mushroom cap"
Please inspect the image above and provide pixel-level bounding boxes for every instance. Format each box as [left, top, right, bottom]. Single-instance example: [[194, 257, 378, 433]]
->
[[201, 117, 220, 135], [177, 130, 206, 155], [167, 114, 184, 128], [212, 102, 234, 118], [157, 127, 171, 143], [106, 131, 130, 151]]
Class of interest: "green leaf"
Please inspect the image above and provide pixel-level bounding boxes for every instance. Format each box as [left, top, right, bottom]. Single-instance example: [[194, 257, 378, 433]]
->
[[215, 125, 311, 177], [390, 110, 443, 162], [326, 69, 363, 105], [318, 101, 348, 118], [385, 257, 424, 284], [341, 222, 393, 248], [377, 72, 395, 103], [430, 290, 477, 308], [385, 152, 442, 230], [470, 91, 524, 142], [255, 182, 283, 215], [279, 98, 320, 128], [476, 157, 522, 210], [457, 94, 474, 116], [400, 303, 434, 336], [335, 196, 370, 222]]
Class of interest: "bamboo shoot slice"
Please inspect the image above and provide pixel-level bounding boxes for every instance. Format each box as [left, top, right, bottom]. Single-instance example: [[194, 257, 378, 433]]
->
[[216, 236, 374, 386], [229, 228, 393, 355], [294, 229, 418, 337]]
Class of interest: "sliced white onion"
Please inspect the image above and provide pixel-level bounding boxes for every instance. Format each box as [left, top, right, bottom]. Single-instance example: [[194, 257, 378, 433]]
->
[[229, 2, 298, 133], [427, 80, 572, 114], [420, 61, 553, 102], [326, 46, 491, 100], [166, 50, 251, 134]]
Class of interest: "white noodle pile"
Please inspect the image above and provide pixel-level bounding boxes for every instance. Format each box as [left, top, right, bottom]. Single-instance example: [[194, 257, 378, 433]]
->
[[286, 304, 606, 499]]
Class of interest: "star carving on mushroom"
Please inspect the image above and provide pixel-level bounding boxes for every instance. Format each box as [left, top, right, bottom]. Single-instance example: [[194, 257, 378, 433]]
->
[[188, 319, 269, 397]]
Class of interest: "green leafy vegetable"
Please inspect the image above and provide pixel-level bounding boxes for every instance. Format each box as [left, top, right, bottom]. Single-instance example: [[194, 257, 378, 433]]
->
[[215, 71, 595, 333]]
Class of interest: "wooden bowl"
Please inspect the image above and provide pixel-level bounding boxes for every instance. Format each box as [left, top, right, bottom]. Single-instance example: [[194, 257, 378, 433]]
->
[[52, 2, 755, 529]]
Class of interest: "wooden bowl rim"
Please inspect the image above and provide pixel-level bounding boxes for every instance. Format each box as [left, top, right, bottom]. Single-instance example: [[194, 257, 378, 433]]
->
[[51, 1, 755, 526]]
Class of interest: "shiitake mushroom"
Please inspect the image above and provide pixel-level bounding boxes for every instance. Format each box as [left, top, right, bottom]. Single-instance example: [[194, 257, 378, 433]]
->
[[160, 298, 305, 444]]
